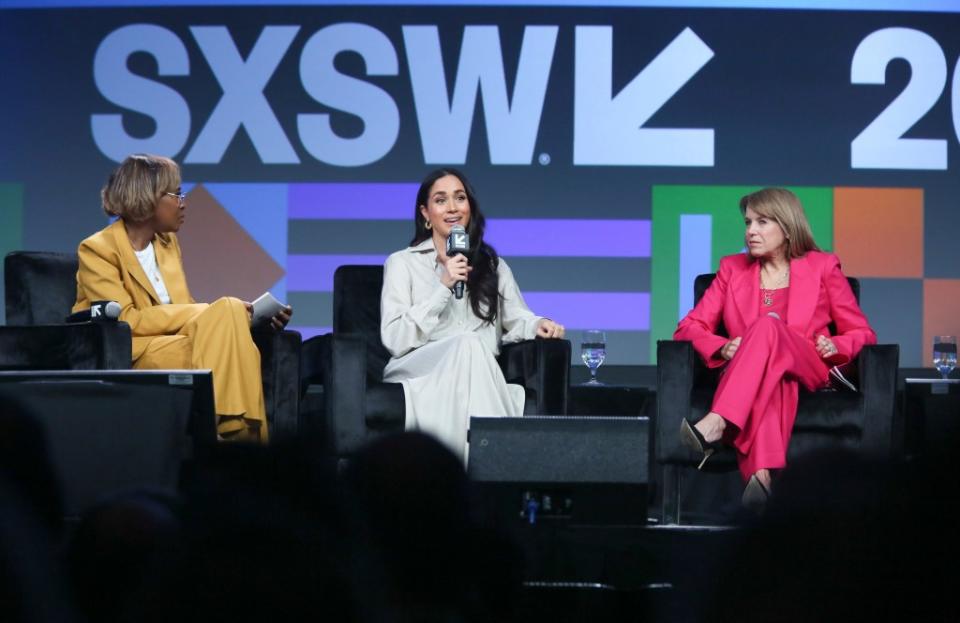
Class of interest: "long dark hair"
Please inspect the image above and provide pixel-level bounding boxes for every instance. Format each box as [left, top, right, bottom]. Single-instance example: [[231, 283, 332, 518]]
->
[[411, 168, 499, 324]]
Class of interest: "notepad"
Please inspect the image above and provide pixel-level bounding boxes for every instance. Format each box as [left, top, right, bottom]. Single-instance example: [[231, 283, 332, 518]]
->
[[250, 292, 287, 329]]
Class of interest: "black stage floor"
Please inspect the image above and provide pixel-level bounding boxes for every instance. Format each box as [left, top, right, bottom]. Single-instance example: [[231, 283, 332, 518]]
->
[[513, 524, 741, 623]]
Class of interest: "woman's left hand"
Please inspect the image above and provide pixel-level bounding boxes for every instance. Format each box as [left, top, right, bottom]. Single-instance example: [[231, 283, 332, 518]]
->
[[271, 305, 293, 331], [815, 334, 838, 359], [537, 319, 565, 339]]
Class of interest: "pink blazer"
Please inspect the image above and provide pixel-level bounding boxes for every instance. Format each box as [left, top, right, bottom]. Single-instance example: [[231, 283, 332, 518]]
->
[[674, 251, 877, 369]]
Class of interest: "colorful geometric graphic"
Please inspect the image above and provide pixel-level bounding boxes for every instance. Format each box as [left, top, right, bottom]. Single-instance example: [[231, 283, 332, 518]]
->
[[0, 183, 24, 321], [173, 181, 956, 365], [0, 184, 23, 262], [925, 279, 960, 365], [651, 185, 833, 361], [833, 187, 923, 278], [652, 185, 958, 366], [179, 183, 653, 348], [175, 184, 285, 303]]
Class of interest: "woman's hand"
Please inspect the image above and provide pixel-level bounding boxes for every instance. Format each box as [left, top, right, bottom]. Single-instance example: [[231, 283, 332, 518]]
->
[[440, 253, 471, 289], [815, 334, 838, 359], [720, 336, 742, 360], [536, 319, 565, 339], [270, 305, 293, 331], [243, 301, 292, 330]]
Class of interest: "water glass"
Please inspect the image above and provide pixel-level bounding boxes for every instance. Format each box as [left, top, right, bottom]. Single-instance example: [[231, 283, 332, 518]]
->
[[580, 330, 606, 385], [933, 335, 957, 380]]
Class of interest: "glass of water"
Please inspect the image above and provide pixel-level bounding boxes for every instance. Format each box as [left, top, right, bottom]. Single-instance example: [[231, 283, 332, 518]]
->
[[581, 330, 606, 385], [933, 335, 957, 380]]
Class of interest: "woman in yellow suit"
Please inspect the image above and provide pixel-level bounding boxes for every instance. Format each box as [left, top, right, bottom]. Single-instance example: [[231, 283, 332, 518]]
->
[[73, 154, 291, 442]]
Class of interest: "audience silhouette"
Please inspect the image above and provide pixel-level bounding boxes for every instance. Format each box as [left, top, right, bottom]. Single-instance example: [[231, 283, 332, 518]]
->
[[1, 392, 956, 623]]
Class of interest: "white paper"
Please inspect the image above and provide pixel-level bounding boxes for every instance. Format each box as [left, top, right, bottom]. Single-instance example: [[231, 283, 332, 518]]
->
[[829, 365, 857, 392], [251, 291, 286, 329]]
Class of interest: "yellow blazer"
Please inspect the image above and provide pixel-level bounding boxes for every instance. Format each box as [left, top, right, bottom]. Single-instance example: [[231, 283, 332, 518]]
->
[[73, 219, 207, 361]]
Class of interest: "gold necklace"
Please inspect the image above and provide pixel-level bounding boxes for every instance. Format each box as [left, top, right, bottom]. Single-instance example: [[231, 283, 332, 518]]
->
[[760, 265, 790, 306]]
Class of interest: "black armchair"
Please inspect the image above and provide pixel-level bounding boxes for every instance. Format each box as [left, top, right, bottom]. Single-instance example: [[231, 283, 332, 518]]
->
[[2, 251, 132, 370], [1, 251, 301, 437], [300, 264, 571, 456], [655, 273, 899, 524]]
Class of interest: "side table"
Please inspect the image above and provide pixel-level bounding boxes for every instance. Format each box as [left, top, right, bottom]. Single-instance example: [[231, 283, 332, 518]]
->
[[567, 384, 653, 418], [902, 377, 960, 461]]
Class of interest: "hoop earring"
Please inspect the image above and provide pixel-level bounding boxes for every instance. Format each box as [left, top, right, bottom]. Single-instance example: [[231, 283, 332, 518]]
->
[[424, 221, 432, 230]]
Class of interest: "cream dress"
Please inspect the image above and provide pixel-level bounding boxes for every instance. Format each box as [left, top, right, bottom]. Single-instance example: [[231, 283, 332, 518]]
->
[[381, 239, 544, 460]]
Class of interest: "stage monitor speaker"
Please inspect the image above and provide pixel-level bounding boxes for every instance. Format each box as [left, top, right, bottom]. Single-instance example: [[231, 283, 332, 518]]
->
[[468, 416, 649, 526], [0, 370, 214, 519]]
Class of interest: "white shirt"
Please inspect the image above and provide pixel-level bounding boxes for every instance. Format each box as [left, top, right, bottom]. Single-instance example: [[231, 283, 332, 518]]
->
[[134, 242, 171, 305]]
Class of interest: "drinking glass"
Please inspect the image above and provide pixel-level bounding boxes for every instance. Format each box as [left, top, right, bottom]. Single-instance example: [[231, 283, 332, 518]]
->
[[933, 335, 957, 380], [580, 330, 606, 385]]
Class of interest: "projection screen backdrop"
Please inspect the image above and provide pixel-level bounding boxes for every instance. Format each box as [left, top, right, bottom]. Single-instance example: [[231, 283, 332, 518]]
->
[[1, 0, 958, 365]]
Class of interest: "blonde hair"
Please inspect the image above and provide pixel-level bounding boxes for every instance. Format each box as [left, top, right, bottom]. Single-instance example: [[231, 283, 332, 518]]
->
[[101, 154, 181, 222], [739, 187, 820, 259]]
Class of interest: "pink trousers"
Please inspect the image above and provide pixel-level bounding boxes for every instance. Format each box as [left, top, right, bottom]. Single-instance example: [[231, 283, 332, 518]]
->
[[711, 315, 830, 481]]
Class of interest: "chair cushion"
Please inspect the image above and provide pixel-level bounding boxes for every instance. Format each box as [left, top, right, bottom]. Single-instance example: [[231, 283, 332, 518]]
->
[[794, 390, 864, 431], [252, 329, 302, 439], [5, 251, 79, 325], [684, 387, 865, 470], [364, 382, 405, 431]]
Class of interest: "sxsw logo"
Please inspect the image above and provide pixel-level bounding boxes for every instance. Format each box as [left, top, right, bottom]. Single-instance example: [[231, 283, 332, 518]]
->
[[91, 23, 715, 167]]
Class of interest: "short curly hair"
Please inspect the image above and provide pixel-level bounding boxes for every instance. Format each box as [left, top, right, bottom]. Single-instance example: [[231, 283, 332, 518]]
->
[[101, 154, 181, 223]]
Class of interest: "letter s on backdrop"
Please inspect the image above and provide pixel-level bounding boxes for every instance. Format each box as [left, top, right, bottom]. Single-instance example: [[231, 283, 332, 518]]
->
[[92, 24, 191, 162]]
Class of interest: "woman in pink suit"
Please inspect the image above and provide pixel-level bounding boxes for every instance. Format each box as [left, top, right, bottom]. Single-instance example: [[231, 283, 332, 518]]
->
[[675, 188, 876, 510]]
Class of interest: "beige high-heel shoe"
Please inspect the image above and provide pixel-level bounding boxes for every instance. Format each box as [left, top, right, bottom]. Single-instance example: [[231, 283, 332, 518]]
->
[[742, 474, 770, 514], [679, 419, 722, 470]]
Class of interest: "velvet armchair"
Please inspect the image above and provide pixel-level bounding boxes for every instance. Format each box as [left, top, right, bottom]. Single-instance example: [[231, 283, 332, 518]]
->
[[655, 273, 899, 524], [300, 264, 571, 456], [1, 251, 302, 437]]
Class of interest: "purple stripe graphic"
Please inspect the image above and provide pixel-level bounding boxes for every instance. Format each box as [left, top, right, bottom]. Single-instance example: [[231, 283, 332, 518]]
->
[[289, 326, 331, 341], [287, 255, 387, 291], [288, 219, 651, 257], [487, 219, 650, 257], [522, 292, 650, 331], [289, 183, 417, 220], [290, 295, 647, 337], [287, 186, 650, 258]]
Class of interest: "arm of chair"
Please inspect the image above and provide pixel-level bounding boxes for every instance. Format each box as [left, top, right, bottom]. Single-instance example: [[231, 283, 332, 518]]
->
[[497, 338, 570, 415], [302, 333, 404, 455], [252, 329, 302, 441], [0, 322, 132, 370], [856, 343, 900, 459], [655, 340, 697, 464], [320, 333, 372, 455]]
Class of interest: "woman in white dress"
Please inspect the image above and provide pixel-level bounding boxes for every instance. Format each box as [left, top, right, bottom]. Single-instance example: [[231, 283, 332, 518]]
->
[[380, 169, 565, 461]]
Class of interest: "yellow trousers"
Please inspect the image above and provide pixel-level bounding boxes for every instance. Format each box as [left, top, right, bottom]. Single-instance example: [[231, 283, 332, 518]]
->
[[133, 297, 268, 442]]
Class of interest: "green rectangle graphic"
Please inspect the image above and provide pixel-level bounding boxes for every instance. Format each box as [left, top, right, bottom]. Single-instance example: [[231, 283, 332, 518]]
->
[[651, 185, 833, 362]]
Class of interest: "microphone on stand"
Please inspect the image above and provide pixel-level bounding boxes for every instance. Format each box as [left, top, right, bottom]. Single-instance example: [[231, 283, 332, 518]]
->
[[65, 300, 121, 323], [445, 224, 470, 300]]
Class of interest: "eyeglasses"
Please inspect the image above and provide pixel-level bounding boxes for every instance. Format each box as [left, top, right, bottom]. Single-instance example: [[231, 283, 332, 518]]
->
[[165, 191, 186, 206]]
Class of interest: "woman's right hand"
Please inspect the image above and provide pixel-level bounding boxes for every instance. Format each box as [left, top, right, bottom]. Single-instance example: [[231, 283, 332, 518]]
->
[[440, 253, 471, 289], [720, 336, 742, 360]]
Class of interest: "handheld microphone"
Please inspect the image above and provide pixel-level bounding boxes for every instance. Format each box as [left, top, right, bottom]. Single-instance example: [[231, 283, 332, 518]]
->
[[445, 224, 470, 299], [66, 300, 121, 323]]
